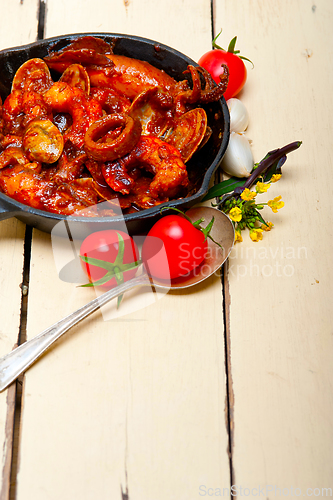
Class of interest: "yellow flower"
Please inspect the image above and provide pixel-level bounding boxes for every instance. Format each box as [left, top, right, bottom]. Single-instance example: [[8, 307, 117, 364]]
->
[[241, 188, 257, 201], [268, 196, 284, 213], [256, 181, 270, 194], [229, 206, 243, 222], [261, 221, 274, 231], [235, 229, 243, 243], [250, 228, 263, 242], [271, 174, 282, 183]]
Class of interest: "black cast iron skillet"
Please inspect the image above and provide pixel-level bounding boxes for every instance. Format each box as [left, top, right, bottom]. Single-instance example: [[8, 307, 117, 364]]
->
[[0, 33, 230, 234]]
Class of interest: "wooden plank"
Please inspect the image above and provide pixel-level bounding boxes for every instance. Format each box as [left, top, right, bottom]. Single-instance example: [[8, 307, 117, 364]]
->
[[16, 231, 229, 499], [0, 2, 39, 499], [215, 0, 333, 489], [44, 0, 211, 61], [0, 220, 26, 500], [0, 0, 41, 51], [15, 1, 232, 499]]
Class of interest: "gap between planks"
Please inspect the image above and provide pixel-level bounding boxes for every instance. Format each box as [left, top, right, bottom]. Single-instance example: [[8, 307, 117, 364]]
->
[[8, 226, 32, 500], [222, 260, 235, 489], [8, 5, 46, 495], [5, 6, 236, 496]]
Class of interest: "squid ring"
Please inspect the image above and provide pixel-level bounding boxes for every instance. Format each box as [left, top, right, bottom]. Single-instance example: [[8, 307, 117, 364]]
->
[[84, 113, 142, 162]]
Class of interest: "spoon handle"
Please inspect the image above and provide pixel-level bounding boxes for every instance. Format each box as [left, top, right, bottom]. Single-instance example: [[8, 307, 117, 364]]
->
[[0, 274, 150, 392]]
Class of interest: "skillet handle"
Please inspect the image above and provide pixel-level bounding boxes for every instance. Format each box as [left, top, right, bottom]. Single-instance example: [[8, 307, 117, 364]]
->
[[0, 199, 18, 221]]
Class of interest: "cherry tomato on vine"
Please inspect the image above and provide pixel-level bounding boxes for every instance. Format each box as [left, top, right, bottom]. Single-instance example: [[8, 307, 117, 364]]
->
[[80, 230, 140, 288], [198, 31, 253, 101], [142, 214, 209, 280]]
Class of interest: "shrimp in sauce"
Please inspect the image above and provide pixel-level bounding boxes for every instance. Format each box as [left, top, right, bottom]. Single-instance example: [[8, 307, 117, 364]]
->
[[0, 36, 228, 216]]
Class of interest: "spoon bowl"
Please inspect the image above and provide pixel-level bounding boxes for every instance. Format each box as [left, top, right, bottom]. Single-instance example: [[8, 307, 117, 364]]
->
[[0, 207, 234, 391]]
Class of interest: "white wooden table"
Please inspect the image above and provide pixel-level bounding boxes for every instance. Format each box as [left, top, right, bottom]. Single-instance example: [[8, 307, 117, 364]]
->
[[0, 1, 332, 499]]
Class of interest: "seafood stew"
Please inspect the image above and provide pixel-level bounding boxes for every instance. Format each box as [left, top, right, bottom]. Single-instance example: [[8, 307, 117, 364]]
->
[[0, 33, 230, 233]]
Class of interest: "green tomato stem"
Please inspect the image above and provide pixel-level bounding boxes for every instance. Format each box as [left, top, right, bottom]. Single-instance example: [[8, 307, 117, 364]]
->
[[212, 30, 254, 67]]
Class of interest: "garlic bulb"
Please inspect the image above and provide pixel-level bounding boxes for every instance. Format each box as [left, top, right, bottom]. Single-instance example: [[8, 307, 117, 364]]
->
[[227, 98, 250, 133], [222, 132, 254, 178]]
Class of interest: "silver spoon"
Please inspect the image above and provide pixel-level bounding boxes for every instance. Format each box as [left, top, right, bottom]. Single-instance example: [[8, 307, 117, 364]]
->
[[0, 207, 234, 391]]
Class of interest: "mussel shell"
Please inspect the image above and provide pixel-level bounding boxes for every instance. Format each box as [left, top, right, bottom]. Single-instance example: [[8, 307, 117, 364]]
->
[[59, 64, 90, 94]]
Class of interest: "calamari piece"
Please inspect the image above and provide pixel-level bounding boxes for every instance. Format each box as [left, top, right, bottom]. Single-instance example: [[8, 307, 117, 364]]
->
[[102, 135, 188, 198], [44, 49, 113, 72], [89, 53, 177, 99], [45, 37, 229, 110], [59, 64, 90, 94], [173, 65, 202, 116], [44, 37, 114, 73], [90, 87, 131, 114], [23, 118, 64, 163], [128, 87, 173, 136], [84, 113, 142, 162], [51, 35, 112, 54], [43, 81, 103, 148], [11, 58, 53, 94], [173, 65, 229, 116], [196, 65, 229, 103], [164, 108, 207, 162]]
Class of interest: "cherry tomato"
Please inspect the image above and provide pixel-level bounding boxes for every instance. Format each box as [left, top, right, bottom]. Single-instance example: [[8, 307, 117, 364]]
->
[[142, 215, 208, 280], [80, 229, 140, 288], [198, 34, 251, 101]]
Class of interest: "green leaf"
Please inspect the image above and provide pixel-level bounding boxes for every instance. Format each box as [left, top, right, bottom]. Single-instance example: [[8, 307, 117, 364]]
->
[[227, 36, 237, 53], [121, 260, 142, 272], [212, 29, 224, 50], [80, 254, 140, 273], [201, 177, 247, 201], [114, 270, 125, 309], [200, 216, 215, 241], [239, 55, 254, 68], [79, 260, 141, 286], [79, 271, 118, 288], [79, 254, 115, 272], [254, 209, 267, 226]]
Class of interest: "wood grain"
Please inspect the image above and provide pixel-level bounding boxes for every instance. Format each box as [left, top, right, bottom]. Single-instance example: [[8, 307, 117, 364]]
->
[[1, 0, 331, 497], [0, 0, 41, 51], [44, 0, 212, 61], [0, 2, 39, 498], [0, 220, 26, 500], [14, 1, 231, 499], [216, 0, 333, 489]]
